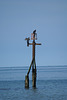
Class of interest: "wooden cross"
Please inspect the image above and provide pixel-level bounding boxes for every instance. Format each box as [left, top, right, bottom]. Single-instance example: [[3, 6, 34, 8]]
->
[[25, 30, 41, 88]]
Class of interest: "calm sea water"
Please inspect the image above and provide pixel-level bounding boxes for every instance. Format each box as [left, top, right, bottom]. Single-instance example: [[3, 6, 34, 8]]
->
[[0, 66, 67, 100]]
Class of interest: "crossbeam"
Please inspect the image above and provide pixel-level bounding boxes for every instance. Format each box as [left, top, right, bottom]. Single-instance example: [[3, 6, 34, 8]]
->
[[29, 43, 41, 45]]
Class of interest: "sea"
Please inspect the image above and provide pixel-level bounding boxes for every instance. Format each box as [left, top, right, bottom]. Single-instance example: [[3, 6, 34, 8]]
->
[[0, 66, 67, 100]]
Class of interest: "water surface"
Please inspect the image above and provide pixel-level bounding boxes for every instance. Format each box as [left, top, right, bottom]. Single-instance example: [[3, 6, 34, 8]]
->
[[0, 66, 67, 100]]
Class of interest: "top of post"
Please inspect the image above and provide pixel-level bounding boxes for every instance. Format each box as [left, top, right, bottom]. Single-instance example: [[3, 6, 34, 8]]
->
[[25, 30, 41, 47], [31, 30, 37, 40]]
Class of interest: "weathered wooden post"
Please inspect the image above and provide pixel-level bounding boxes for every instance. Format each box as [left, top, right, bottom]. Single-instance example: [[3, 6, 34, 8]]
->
[[25, 30, 41, 88], [32, 30, 37, 88], [25, 75, 29, 88]]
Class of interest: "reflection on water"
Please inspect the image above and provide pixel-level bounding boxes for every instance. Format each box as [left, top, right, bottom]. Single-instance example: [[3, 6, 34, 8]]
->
[[0, 80, 67, 100], [0, 66, 67, 100]]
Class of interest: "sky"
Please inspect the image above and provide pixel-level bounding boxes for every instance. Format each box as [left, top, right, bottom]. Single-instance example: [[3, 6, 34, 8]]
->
[[0, 0, 67, 67]]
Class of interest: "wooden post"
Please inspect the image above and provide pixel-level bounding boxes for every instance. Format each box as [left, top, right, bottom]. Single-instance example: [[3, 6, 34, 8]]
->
[[32, 40, 36, 88], [25, 30, 41, 88], [25, 75, 29, 88], [32, 68, 36, 88]]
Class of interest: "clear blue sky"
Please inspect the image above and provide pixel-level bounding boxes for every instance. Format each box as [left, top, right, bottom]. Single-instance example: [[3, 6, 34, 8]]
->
[[0, 0, 67, 67]]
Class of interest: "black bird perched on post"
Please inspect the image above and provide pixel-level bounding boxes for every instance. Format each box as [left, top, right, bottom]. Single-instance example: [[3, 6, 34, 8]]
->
[[33, 30, 36, 33], [25, 37, 30, 47]]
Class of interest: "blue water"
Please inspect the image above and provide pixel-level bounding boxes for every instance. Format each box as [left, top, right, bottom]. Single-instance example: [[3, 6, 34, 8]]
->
[[0, 66, 67, 100]]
